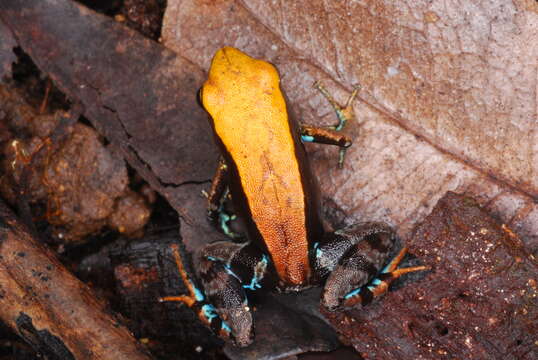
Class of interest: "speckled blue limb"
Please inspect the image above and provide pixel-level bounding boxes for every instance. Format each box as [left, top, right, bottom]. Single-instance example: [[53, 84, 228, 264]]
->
[[204, 157, 241, 238], [316, 222, 429, 310], [159, 244, 233, 342], [197, 241, 275, 347]]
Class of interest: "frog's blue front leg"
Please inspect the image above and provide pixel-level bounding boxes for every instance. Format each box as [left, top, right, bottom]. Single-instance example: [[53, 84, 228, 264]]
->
[[300, 82, 359, 168], [312, 222, 428, 311], [339, 245, 428, 308], [196, 241, 274, 347], [205, 156, 241, 238]]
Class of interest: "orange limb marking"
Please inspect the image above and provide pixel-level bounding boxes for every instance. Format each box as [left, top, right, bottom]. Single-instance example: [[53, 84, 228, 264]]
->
[[159, 295, 195, 307], [158, 244, 200, 306], [343, 247, 430, 307], [158, 245, 232, 340]]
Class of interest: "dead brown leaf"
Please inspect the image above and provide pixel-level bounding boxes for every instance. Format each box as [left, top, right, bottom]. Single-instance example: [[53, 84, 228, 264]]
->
[[162, 0, 538, 246]]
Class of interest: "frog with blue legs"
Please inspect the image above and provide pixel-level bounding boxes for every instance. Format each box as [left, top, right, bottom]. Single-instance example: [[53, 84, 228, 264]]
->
[[161, 47, 428, 347]]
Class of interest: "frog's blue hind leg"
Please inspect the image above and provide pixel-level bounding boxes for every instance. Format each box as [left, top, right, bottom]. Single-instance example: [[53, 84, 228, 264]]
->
[[300, 82, 359, 168], [159, 244, 233, 342], [340, 246, 429, 309], [197, 241, 274, 347], [313, 222, 428, 311]]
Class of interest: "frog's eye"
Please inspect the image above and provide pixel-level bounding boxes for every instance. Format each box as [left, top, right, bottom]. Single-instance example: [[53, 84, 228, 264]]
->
[[197, 88, 203, 106]]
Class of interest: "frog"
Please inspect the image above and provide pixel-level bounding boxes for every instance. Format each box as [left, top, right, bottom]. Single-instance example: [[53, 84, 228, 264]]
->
[[160, 47, 428, 347]]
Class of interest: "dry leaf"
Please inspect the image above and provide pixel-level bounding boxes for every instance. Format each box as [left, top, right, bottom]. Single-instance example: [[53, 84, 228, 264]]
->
[[162, 0, 538, 243]]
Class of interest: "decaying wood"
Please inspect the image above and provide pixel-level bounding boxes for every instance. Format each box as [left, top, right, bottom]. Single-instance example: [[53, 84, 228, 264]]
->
[[0, 200, 153, 360], [0, 20, 15, 79]]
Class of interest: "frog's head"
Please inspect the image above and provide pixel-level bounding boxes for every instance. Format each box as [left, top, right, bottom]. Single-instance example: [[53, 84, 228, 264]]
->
[[201, 47, 282, 122]]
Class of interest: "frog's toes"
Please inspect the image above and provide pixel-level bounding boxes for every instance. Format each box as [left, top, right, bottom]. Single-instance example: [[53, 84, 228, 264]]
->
[[321, 244, 430, 311], [209, 294, 253, 347], [221, 304, 254, 347]]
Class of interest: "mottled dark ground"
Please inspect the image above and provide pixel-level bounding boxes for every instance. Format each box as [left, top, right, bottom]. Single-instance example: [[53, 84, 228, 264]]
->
[[0, 1, 536, 360]]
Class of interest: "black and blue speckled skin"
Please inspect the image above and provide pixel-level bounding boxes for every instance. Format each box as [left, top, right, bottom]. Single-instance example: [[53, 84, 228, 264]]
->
[[196, 241, 275, 346], [194, 221, 398, 346], [314, 222, 396, 310], [170, 48, 425, 347]]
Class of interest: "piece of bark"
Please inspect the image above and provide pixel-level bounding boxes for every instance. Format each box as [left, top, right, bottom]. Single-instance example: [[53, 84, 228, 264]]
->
[[108, 235, 220, 348], [0, 200, 153, 360], [117, 0, 164, 40], [323, 192, 537, 359]]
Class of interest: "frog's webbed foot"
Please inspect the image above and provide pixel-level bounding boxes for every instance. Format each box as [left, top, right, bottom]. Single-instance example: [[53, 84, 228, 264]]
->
[[313, 81, 360, 132], [300, 82, 359, 168], [314, 222, 429, 311], [335, 246, 429, 309]]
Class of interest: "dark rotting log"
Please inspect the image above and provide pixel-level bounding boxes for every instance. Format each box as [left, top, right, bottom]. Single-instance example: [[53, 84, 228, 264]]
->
[[0, 200, 153, 360]]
